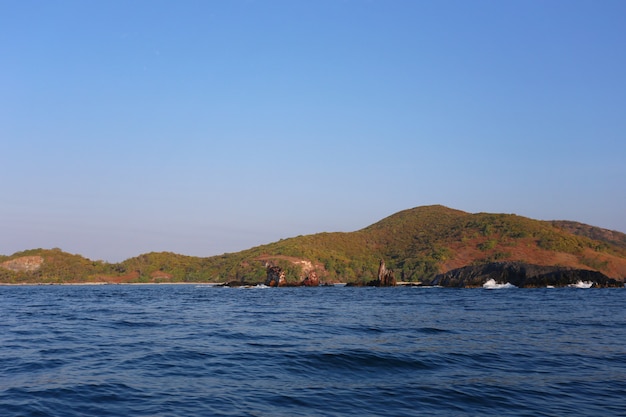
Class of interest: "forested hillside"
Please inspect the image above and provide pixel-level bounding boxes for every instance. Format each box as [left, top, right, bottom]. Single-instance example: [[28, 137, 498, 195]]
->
[[2, 206, 625, 284]]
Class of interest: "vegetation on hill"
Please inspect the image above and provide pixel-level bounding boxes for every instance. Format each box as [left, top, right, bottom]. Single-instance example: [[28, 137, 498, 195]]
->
[[2, 206, 625, 284], [551, 221, 626, 250], [0, 248, 114, 283]]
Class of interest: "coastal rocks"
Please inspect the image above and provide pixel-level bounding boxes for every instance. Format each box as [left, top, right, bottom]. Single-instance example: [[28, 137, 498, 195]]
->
[[1, 256, 44, 272], [263, 262, 321, 287], [265, 264, 286, 287], [431, 262, 620, 288], [222, 280, 259, 287], [367, 259, 396, 287], [150, 270, 173, 281], [378, 259, 396, 287], [253, 255, 324, 286], [300, 271, 319, 287]]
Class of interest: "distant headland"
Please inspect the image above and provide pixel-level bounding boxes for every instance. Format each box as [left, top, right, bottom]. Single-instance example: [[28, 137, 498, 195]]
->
[[2, 205, 625, 287]]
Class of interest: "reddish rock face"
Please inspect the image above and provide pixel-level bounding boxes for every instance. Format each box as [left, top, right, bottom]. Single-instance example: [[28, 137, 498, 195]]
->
[[150, 270, 173, 280], [300, 271, 319, 286], [1, 256, 44, 272]]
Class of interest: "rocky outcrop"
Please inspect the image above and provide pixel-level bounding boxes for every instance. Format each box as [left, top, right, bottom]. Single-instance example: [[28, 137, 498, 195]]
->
[[150, 270, 173, 280], [300, 271, 319, 286], [431, 262, 620, 288], [367, 259, 396, 287], [262, 263, 320, 287], [1, 256, 44, 272], [265, 264, 286, 287]]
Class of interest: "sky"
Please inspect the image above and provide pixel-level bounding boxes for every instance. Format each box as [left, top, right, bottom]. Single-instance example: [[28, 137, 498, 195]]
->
[[1, 0, 625, 262]]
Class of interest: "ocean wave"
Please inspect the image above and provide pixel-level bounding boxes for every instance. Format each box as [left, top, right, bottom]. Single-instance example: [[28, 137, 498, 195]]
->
[[568, 281, 593, 288], [236, 284, 270, 289], [282, 350, 439, 373], [483, 279, 517, 289], [416, 326, 452, 334]]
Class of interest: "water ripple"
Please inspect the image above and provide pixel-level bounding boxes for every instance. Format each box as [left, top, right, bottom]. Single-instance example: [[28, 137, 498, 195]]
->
[[0, 286, 624, 416]]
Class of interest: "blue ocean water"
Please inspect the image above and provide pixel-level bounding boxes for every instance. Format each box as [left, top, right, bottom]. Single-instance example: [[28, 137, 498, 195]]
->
[[1, 285, 625, 417]]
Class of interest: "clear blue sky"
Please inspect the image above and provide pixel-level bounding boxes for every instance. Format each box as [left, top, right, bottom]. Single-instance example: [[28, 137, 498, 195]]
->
[[2, 0, 625, 262]]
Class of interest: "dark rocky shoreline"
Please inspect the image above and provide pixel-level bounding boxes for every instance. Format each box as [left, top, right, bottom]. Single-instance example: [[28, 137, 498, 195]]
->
[[431, 262, 622, 288], [219, 261, 623, 288]]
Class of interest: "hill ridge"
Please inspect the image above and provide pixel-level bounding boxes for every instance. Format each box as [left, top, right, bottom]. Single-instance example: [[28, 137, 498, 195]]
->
[[2, 206, 625, 284]]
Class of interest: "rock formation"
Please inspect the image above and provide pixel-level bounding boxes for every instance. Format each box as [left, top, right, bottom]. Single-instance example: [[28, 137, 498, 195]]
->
[[431, 262, 620, 288], [300, 271, 319, 286], [368, 259, 396, 287], [265, 264, 286, 287], [1, 256, 44, 272]]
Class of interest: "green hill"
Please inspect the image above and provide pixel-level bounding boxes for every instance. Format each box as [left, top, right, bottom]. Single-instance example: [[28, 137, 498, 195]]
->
[[2, 205, 626, 284], [0, 248, 115, 283]]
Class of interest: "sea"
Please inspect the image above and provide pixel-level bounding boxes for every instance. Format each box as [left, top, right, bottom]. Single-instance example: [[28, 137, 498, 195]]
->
[[1, 285, 625, 417]]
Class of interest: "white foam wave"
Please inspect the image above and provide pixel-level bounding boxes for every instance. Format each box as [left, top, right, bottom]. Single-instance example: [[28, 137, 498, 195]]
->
[[483, 279, 517, 289], [568, 281, 593, 288], [234, 284, 270, 289]]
